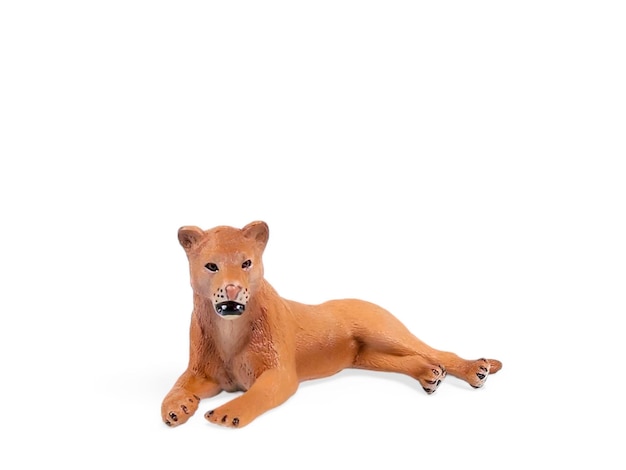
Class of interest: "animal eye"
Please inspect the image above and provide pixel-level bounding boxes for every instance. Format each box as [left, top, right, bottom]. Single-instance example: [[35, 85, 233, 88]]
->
[[204, 263, 219, 272], [242, 259, 252, 269]]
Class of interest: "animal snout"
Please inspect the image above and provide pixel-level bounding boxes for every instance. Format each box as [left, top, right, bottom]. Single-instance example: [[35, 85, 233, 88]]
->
[[225, 284, 242, 301]]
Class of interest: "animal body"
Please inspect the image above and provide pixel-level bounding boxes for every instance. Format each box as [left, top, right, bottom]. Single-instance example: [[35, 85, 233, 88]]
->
[[161, 221, 502, 428]]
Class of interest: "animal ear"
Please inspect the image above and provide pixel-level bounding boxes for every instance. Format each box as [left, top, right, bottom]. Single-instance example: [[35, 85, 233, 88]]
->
[[242, 221, 269, 248], [178, 226, 204, 251]]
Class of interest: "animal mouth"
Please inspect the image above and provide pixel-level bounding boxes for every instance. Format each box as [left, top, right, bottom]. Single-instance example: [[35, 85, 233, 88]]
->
[[214, 301, 246, 317]]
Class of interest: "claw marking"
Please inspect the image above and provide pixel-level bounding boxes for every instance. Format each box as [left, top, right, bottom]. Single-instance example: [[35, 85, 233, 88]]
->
[[221, 415, 228, 423]]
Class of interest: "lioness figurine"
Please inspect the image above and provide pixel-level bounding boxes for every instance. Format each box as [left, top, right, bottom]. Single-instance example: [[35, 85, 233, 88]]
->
[[162, 221, 502, 428]]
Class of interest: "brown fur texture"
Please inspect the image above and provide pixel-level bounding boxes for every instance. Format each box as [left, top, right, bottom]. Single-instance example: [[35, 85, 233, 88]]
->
[[161, 221, 502, 428]]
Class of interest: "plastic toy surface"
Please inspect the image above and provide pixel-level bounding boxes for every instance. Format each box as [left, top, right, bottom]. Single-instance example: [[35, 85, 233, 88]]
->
[[161, 221, 502, 428]]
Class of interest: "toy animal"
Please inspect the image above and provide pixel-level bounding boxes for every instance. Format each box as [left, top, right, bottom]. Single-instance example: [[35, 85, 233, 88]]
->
[[161, 221, 502, 428]]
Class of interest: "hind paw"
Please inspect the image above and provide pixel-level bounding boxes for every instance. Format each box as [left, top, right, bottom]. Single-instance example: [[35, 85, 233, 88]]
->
[[468, 358, 491, 389], [419, 364, 447, 394]]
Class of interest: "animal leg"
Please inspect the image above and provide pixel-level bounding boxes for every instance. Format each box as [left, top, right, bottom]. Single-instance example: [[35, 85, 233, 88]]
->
[[353, 348, 448, 394], [205, 367, 298, 428], [358, 333, 502, 389], [162, 371, 222, 427], [415, 348, 502, 389], [381, 333, 502, 389], [352, 308, 502, 390]]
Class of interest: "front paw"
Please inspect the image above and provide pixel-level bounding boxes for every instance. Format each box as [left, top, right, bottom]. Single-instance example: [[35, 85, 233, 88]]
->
[[205, 405, 244, 428], [162, 390, 201, 427]]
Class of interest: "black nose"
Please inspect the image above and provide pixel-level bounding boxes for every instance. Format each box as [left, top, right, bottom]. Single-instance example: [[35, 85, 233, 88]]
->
[[215, 301, 246, 316]]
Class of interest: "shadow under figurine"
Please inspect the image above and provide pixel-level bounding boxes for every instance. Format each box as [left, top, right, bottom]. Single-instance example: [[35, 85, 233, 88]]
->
[[162, 221, 502, 428]]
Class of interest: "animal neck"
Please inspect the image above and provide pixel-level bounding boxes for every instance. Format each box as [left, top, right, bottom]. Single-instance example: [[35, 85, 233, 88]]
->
[[192, 280, 272, 360]]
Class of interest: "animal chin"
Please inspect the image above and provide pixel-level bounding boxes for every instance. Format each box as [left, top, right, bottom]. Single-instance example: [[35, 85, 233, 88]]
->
[[214, 301, 246, 319]]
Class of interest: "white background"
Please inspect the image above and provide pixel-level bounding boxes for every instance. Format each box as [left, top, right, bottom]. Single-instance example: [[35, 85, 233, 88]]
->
[[1, 1, 624, 468]]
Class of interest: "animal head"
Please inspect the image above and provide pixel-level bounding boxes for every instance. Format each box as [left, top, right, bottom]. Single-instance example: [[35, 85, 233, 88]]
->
[[178, 221, 269, 320]]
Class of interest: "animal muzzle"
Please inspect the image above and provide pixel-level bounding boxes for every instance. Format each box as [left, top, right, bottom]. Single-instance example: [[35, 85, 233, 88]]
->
[[212, 283, 249, 318], [215, 301, 246, 317]]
